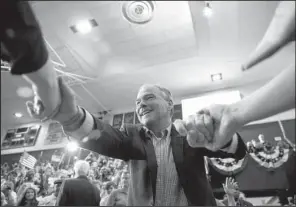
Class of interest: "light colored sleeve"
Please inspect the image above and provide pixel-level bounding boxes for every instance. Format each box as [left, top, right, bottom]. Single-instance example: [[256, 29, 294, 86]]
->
[[63, 107, 95, 140]]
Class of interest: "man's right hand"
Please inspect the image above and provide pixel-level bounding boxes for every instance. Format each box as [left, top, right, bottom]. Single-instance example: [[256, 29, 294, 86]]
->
[[26, 77, 78, 125]]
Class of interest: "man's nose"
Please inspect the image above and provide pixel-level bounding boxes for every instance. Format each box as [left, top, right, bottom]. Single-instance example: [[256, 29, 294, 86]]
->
[[138, 100, 148, 108]]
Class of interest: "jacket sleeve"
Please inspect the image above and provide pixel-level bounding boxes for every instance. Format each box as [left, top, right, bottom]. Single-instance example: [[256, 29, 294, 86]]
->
[[63, 108, 134, 160], [80, 117, 134, 160], [199, 133, 247, 160]]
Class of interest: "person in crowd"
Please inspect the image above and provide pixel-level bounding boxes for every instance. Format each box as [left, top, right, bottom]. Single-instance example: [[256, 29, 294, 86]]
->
[[111, 171, 123, 188], [38, 179, 62, 206], [1, 181, 17, 206], [99, 167, 113, 183], [1, 192, 8, 206], [114, 160, 125, 171], [15, 169, 26, 194], [16, 170, 39, 199], [100, 181, 116, 206], [55, 160, 101, 206], [222, 177, 253, 206], [106, 169, 130, 206], [17, 184, 39, 206]]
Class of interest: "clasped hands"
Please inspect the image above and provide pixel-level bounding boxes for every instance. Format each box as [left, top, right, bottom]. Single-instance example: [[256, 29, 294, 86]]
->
[[174, 104, 240, 151]]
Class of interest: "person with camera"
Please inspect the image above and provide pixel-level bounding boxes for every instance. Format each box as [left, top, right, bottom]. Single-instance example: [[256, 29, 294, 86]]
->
[[1, 181, 17, 206]]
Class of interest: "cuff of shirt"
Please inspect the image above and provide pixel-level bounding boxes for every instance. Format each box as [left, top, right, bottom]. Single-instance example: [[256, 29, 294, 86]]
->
[[220, 133, 239, 153], [64, 108, 94, 141]]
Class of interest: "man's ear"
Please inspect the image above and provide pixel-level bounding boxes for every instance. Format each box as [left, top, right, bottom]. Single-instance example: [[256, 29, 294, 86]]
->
[[168, 100, 174, 117], [168, 100, 173, 109]]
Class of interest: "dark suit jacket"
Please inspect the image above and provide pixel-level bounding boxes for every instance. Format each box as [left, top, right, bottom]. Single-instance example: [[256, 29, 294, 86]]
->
[[81, 118, 247, 206], [56, 175, 100, 206]]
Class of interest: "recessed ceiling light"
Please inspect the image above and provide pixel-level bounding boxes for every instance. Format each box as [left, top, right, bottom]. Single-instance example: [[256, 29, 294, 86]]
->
[[70, 19, 98, 34], [14, 112, 23, 118], [211, 73, 222, 82], [122, 1, 156, 24]]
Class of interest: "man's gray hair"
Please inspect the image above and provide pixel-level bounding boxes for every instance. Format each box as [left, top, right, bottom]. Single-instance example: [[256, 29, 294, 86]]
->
[[139, 84, 174, 104], [74, 160, 90, 177]]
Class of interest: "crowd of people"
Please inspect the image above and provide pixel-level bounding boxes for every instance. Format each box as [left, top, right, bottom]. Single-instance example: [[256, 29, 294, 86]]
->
[[1, 153, 130, 206], [1, 153, 295, 206]]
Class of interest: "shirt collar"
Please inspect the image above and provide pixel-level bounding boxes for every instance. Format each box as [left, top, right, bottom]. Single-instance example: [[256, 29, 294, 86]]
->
[[143, 124, 172, 140]]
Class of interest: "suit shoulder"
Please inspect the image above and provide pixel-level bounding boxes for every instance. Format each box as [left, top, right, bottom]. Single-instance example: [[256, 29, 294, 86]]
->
[[121, 123, 144, 135]]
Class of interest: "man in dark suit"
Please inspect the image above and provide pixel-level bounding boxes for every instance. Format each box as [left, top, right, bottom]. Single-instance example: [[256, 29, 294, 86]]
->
[[28, 82, 247, 206], [55, 160, 100, 206]]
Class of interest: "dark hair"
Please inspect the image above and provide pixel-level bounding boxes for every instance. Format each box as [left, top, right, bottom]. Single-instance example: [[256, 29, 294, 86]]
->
[[105, 181, 116, 190], [18, 187, 39, 206]]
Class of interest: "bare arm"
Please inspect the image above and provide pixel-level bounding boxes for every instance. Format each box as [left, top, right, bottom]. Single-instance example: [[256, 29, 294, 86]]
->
[[242, 1, 295, 70], [106, 191, 116, 206], [230, 64, 295, 126], [226, 194, 236, 206]]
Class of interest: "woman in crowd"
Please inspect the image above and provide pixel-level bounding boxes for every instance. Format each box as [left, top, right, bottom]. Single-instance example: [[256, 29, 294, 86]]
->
[[17, 185, 39, 206]]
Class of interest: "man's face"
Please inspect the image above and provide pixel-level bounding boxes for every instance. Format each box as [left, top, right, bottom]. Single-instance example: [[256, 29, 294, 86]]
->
[[120, 170, 130, 189], [136, 85, 172, 127]]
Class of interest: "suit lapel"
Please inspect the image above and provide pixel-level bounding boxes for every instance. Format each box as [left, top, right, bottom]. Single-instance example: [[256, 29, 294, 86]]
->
[[171, 124, 191, 204], [171, 125, 184, 170], [140, 128, 158, 202]]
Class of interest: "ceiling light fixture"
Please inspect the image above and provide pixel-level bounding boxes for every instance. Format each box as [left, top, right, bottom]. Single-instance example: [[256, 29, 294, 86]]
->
[[70, 19, 98, 34], [14, 112, 23, 118], [203, 1, 213, 18], [211, 73, 222, 81], [122, 1, 156, 24]]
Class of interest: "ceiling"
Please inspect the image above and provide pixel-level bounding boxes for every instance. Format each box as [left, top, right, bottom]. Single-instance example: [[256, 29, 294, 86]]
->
[[1, 1, 295, 130]]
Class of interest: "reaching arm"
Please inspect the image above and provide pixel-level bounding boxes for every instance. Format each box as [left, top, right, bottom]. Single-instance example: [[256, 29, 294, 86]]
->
[[229, 64, 295, 126], [242, 1, 295, 70], [106, 191, 116, 206]]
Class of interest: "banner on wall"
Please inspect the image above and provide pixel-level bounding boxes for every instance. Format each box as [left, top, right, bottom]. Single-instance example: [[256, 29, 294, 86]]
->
[[249, 145, 290, 170], [45, 122, 67, 145], [172, 104, 182, 121], [207, 155, 248, 176], [113, 114, 123, 128], [124, 112, 134, 124]]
